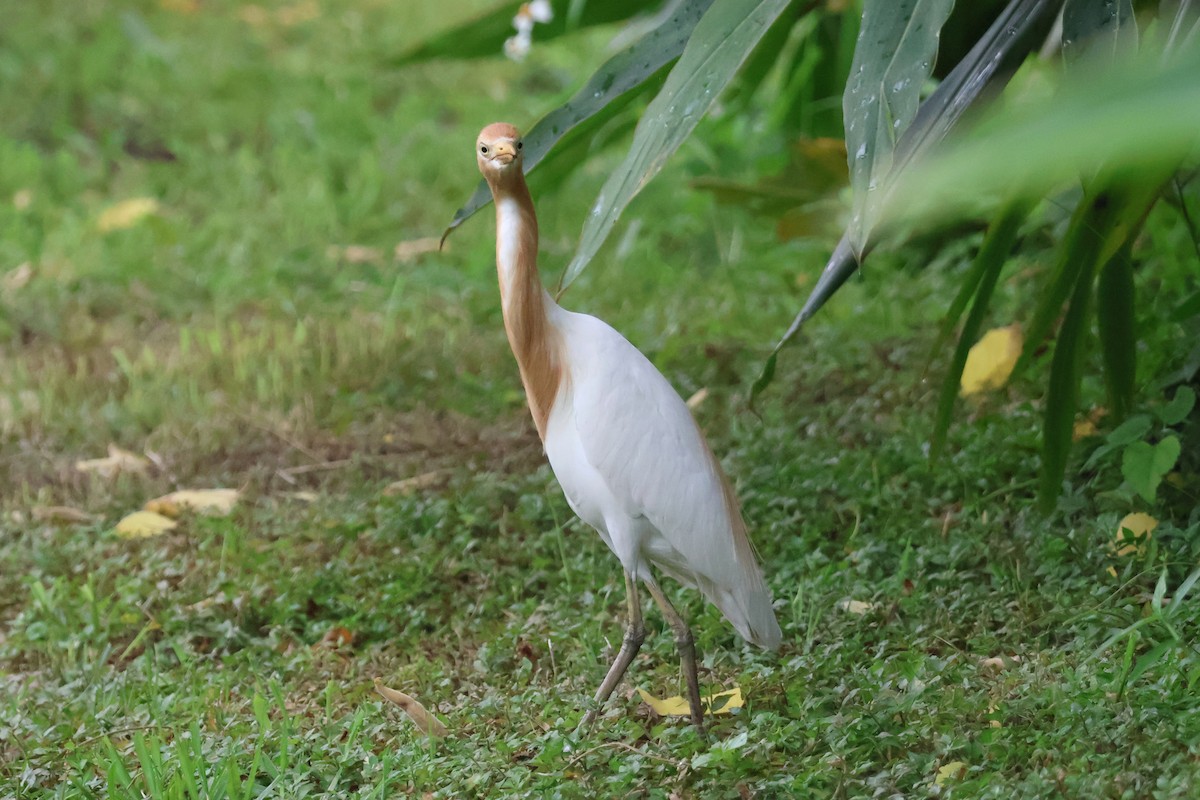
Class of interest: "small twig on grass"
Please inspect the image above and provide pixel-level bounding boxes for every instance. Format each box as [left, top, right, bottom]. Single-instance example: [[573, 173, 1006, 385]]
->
[[77, 724, 161, 749], [567, 739, 686, 769], [278, 459, 354, 477], [233, 411, 326, 463]]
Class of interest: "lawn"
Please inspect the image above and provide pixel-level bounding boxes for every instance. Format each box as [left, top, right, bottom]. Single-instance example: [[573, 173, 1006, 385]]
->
[[2, 1, 1199, 798]]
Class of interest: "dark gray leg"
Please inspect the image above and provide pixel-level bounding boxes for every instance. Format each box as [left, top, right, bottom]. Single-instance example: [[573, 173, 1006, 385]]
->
[[576, 570, 645, 732], [644, 581, 705, 732]]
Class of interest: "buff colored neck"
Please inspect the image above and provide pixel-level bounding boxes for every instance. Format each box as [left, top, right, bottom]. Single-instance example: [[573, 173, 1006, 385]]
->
[[488, 173, 563, 440]]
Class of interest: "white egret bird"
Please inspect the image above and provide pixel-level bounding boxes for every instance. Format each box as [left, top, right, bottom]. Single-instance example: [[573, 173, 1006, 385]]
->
[[474, 122, 781, 730]]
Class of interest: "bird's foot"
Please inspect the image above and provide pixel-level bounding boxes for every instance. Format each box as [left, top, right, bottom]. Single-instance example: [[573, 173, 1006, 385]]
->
[[573, 708, 598, 736]]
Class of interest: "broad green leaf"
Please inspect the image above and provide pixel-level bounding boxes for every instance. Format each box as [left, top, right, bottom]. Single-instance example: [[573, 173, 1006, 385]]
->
[[1122, 435, 1181, 503], [1162, 0, 1200, 51], [1160, 385, 1196, 425], [755, 0, 1061, 404], [1125, 639, 1175, 686], [1153, 566, 1169, 612], [391, 0, 650, 66], [1039, 243, 1097, 511], [723, 5, 808, 112], [843, 0, 955, 257], [1169, 567, 1200, 611], [1062, 0, 1137, 64], [1096, 240, 1137, 422], [884, 46, 1200, 228], [1019, 188, 1124, 377], [1107, 414, 1153, 446], [562, 0, 794, 289], [931, 201, 1028, 458], [777, 10, 859, 137], [1083, 412, 1151, 469], [443, 0, 716, 238], [1171, 287, 1200, 322]]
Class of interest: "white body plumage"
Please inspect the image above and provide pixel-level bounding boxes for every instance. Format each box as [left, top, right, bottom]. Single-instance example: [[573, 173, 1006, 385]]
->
[[541, 301, 781, 650]]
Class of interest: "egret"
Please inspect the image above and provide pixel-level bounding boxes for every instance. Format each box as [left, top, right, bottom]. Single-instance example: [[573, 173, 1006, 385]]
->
[[474, 122, 781, 731]]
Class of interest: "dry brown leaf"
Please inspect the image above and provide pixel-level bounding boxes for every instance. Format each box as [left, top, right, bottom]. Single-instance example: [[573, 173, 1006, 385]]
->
[[96, 198, 160, 233], [637, 687, 744, 716], [961, 324, 1022, 396], [316, 626, 354, 649], [115, 510, 177, 539], [3, 262, 32, 294], [374, 678, 448, 737], [145, 488, 239, 517], [394, 237, 443, 263], [76, 444, 149, 479], [326, 244, 383, 264], [383, 471, 446, 497], [32, 506, 96, 525]]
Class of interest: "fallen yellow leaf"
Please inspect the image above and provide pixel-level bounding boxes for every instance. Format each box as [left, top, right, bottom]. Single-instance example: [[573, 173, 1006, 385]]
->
[[374, 679, 448, 736], [961, 324, 1023, 396], [837, 599, 875, 615], [115, 510, 178, 539], [685, 388, 709, 409], [935, 760, 967, 786], [76, 444, 149, 479], [96, 198, 160, 233], [1113, 512, 1157, 557], [145, 488, 239, 517], [636, 687, 744, 716]]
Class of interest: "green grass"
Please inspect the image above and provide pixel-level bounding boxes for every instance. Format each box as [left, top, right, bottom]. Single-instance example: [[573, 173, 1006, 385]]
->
[[3, 1, 1200, 797]]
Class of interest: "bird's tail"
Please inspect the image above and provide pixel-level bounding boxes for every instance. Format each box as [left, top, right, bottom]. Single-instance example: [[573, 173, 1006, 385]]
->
[[710, 579, 782, 651]]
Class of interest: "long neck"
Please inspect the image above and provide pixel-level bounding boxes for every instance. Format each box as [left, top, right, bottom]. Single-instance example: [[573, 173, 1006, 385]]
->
[[491, 176, 563, 440]]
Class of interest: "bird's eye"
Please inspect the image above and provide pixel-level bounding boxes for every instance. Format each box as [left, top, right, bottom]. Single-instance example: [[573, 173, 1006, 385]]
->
[[480, 145, 489, 154], [517, 141, 523, 150]]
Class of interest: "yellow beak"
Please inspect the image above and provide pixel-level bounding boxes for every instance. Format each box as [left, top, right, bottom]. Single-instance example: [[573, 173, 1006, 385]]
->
[[491, 141, 517, 164]]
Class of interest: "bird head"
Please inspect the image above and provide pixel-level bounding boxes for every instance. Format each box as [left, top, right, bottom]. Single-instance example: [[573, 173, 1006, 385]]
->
[[476, 122, 524, 183]]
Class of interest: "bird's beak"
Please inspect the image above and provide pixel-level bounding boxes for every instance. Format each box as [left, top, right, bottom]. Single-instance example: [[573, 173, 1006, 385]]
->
[[491, 141, 517, 166]]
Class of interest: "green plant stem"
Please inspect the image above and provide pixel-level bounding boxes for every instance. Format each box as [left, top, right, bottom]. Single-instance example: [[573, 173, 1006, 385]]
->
[[930, 199, 1031, 460], [1096, 238, 1137, 423]]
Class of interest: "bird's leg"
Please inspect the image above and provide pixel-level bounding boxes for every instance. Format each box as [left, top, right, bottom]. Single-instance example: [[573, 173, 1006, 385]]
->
[[644, 582, 705, 732], [576, 570, 645, 732]]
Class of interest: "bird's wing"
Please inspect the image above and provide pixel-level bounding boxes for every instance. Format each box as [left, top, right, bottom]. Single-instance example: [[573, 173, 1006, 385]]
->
[[562, 313, 780, 648], [563, 314, 754, 593]]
